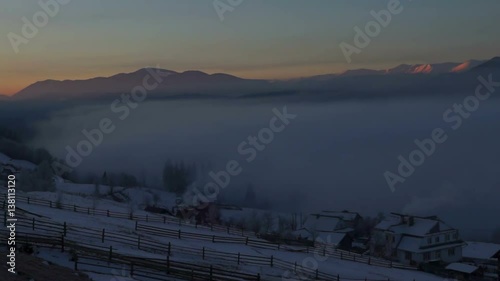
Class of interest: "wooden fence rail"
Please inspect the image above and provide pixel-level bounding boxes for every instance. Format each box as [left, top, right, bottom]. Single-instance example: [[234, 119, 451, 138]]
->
[[2, 196, 417, 277]]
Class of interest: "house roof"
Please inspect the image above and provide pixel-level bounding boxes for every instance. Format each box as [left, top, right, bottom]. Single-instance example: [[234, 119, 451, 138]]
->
[[445, 263, 479, 274], [320, 210, 360, 221], [397, 236, 421, 252], [376, 215, 454, 237], [396, 235, 464, 253], [463, 242, 500, 260], [303, 214, 343, 232], [292, 228, 348, 245]]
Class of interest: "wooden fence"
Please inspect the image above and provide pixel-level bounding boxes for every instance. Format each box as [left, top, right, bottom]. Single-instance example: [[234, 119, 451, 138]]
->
[[3, 212, 418, 281], [1, 195, 418, 277], [0, 230, 260, 281]]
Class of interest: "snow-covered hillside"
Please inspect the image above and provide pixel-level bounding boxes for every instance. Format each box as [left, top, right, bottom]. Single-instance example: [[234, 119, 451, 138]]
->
[[0, 180, 453, 281]]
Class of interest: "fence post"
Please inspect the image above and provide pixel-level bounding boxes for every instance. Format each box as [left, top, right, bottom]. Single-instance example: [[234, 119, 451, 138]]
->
[[237, 252, 240, 265], [368, 257, 371, 265], [61, 235, 65, 252], [63, 222, 67, 237], [166, 255, 170, 274], [163, 217, 166, 224], [130, 262, 134, 276], [294, 262, 297, 271], [257, 273, 260, 281], [87, 207, 90, 215], [168, 242, 171, 256], [202, 247, 205, 260], [32, 218, 35, 231], [178, 229, 181, 239], [102, 229, 105, 243], [315, 269, 319, 279], [212, 235, 215, 243], [270, 255, 274, 267], [27, 197, 30, 204], [73, 205, 76, 212], [107, 210, 110, 217], [209, 265, 213, 281], [245, 237, 248, 245], [74, 258, 78, 271], [227, 226, 230, 234], [109, 246, 113, 261]]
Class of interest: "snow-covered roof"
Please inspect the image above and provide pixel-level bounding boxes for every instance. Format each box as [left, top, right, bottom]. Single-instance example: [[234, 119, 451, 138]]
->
[[303, 214, 343, 232], [319, 232, 347, 245], [463, 242, 500, 260], [397, 236, 421, 252], [375, 215, 454, 237], [293, 228, 347, 245], [445, 263, 479, 274]]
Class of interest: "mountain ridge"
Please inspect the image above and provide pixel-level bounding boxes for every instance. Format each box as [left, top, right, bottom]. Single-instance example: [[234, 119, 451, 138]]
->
[[11, 57, 499, 100]]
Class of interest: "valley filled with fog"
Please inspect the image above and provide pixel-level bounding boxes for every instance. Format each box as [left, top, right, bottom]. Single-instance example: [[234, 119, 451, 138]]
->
[[29, 96, 500, 240]]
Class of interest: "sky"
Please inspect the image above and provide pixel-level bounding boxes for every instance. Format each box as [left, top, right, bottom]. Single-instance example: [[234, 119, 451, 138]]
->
[[1, 0, 499, 95]]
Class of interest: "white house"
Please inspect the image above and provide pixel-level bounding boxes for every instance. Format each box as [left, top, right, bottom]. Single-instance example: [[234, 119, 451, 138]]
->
[[371, 213, 465, 266]]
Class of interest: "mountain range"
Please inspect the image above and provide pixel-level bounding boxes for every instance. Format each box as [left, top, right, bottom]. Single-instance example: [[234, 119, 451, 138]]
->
[[8, 57, 500, 100]]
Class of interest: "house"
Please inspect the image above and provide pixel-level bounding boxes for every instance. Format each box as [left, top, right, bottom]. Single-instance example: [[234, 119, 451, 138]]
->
[[292, 211, 357, 250], [320, 210, 362, 229], [462, 242, 500, 280], [300, 210, 362, 234], [370, 213, 465, 266]]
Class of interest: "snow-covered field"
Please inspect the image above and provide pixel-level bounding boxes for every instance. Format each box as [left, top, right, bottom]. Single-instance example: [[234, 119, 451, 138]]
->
[[3, 182, 450, 281], [0, 153, 453, 280]]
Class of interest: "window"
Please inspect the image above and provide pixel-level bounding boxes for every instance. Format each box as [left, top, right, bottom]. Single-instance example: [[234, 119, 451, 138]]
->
[[445, 234, 450, 241], [453, 232, 458, 240], [435, 236, 440, 243], [435, 251, 441, 259], [448, 248, 455, 256], [424, 252, 430, 261], [427, 237, 432, 244], [405, 251, 412, 260]]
